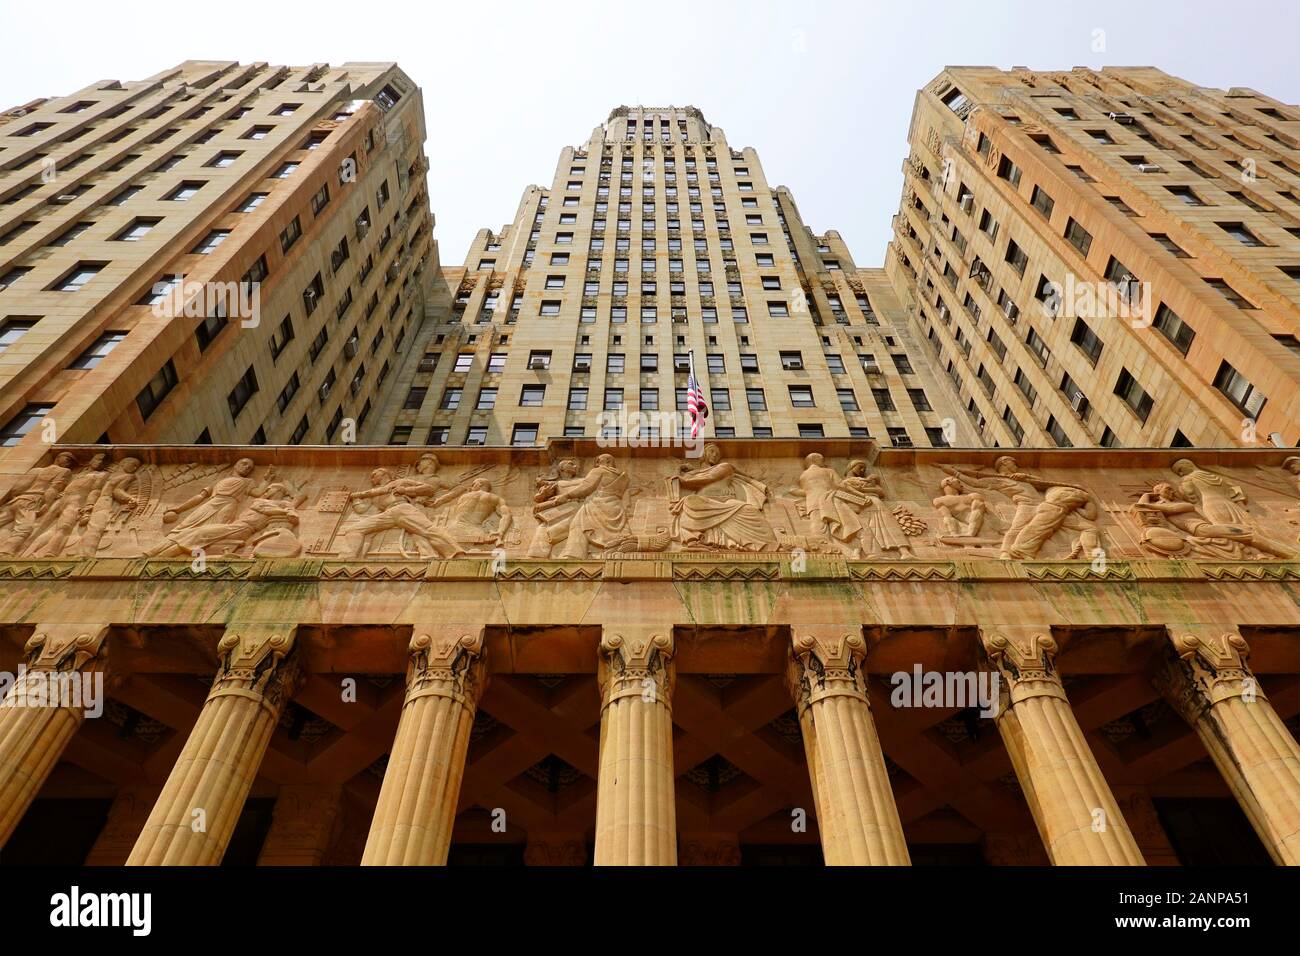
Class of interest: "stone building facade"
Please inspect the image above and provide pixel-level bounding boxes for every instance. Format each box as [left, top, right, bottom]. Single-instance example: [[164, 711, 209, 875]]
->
[[0, 65, 1297, 867]]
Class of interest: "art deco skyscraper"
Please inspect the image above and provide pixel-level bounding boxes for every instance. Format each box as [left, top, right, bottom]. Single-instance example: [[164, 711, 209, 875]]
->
[[887, 67, 1300, 450], [0, 60, 437, 476], [366, 106, 975, 449]]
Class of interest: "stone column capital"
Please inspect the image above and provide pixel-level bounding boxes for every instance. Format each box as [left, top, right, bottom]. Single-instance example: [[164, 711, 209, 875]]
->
[[978, 626, 1064, 706], [1154, 626, 1259, 724], [23, 623, 111, 673], [598, 626, 675, 709], [211, 626, 300, 711], [787, 626, 869, 711], [406, 626, 487, 708]]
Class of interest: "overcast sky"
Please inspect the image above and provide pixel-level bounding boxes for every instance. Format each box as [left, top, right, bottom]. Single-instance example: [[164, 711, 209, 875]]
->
[[4, 0, 1298, 268]]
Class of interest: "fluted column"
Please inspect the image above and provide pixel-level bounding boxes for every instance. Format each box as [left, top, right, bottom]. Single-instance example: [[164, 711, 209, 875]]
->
[[981, 626, 1144, 865], [594, 626, 676, 865], [362, 627, 486, 865], [127, 626, 299, 866], [787, 626, 910, 865], [1153, 626, 1300, 865], [0, 624, 109, 847]]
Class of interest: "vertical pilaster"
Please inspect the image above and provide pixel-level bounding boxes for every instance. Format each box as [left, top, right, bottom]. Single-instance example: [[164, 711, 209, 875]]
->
[[981, 626, 1144, 865], [0, 624, 109, 847], [362, 627, 486, 865], [127, 626, 299, 866], [593, 626, 677, 866], [257, 785, 345, 866], [787, 626, 910, 865], [1153, 626, 1300, 865]]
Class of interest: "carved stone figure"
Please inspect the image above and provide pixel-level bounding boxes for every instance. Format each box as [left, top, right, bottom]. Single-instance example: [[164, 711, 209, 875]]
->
[[148, 458, 274, 557], [148, 482, 306, 558], [788, 454, 912, 558], [73, 457, 141, 555], [1170, 459, 1251, 526], [1131, 481, 1294, 560], [932, 475, 994, 543], [669, 444, 775, 551], [23, 453, 111, 557], [339, 467, 462, 559], [942, 457, 1099, 559], [530, 454, 631, 558], [0, 452, 77, 555], [434, 478, 512, 550]]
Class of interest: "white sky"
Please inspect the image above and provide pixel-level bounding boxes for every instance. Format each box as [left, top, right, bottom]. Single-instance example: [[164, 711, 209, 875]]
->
[[4, 0, 1298, 268]]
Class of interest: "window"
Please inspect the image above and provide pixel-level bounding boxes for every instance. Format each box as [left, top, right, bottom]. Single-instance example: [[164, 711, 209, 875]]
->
[[746, 388, 767, 411], [311, 184, 330, 216], [520, 385, 546, 407], [607, 353, 625, 373], [604, 388, 624, 411], [997, 155, 1022, 187], [539, 300, 561, 316], [1063, 218, 1092, 257], [799, 424, 825, 439], [1104, 256, 1140, 303], [1149, 233, 1190, 258], [710, 388, 731, 411], [640, 388, 659, 411], [1218, 222, 1265, 246], [837, 389, 859, 411], [191, 229, 230, 254], [1, 404, 56, 446], [440, 388, 462, 410], [113, 217, 161, 242], [1070, 318, 1104, 364], [511, 423, 539, 446], [1204, 278, 1257, 309], [768, 301, 789, 317], [51, 263, 104, 292], [0, 318, 38, 351], [69, 330, 126, 369], [49, 221, 93, 246], [908, 388, 932, 411], [136, 360, 178, 420], [1213, 361, 1266, 417], [165, 181, 205, 202], [788, 385, 815, 408], [227, 365, 259, 419], [780, 351, 804, 371], [887, 427, 912, 448], [1166, 185, 1205, 206], [1113, 368, 1154, 423], [1004, 239, 1028, 275], [872, 387, 896, 412], [568, 388, 588, 410], [272, 162, 299, 179], [1030, 185, 1054, 219], [1152, 304, 1196, 355], [276, 373, 301, 414]]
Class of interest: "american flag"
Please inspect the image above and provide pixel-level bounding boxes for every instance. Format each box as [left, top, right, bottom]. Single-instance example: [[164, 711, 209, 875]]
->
[[686, 351, 709, 438]]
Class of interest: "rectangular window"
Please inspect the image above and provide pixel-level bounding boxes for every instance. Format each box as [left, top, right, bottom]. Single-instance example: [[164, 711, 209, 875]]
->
[[1152, 303, 1196, 355], [788, 385, 815, 408], [136, 360, 178, 420], [1113, 368, 1154, 423], [1, 404, 56, 446], [227, 365, 259, 419], [1213, 361, 1266, 417], [1063, 218, 1092, 257], [70, 330, 126, 369]]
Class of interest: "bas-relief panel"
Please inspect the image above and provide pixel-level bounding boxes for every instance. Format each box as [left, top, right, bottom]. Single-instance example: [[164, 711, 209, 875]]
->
[[1, 448, 1297, 567]]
